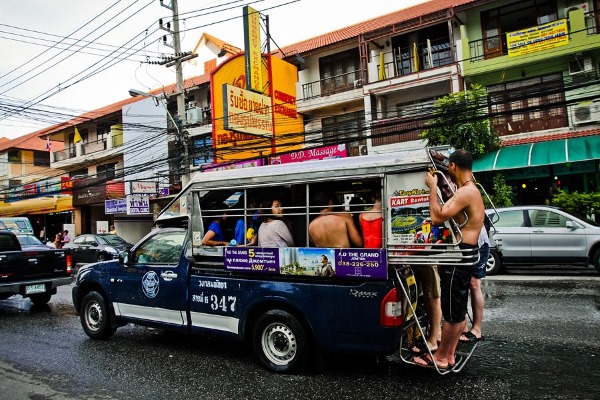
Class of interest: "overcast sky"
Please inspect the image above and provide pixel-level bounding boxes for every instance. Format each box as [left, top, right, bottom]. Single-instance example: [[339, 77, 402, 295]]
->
[[0, 0, 428, 140]]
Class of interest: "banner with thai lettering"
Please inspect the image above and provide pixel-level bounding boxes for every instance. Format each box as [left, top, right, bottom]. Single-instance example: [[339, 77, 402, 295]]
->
[[507, 19, 568, 57]]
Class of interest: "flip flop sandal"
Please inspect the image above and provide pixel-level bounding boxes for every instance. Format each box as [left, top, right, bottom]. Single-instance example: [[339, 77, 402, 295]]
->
[[413, 354, 448, 370], [460, 331, 483, 343]]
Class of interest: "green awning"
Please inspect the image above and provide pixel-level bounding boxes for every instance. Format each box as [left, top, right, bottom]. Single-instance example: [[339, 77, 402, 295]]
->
[[473, 135, 600, 172]]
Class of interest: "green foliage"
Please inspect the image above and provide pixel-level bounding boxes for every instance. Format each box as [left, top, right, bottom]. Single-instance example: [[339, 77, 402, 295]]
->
[[484, 173, 513, 208], [551, 190, 600, 218], [421, 84, 501, 158]]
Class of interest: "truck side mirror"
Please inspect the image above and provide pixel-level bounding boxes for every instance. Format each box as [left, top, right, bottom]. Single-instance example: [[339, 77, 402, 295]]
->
[[118, 250, 130, 265]]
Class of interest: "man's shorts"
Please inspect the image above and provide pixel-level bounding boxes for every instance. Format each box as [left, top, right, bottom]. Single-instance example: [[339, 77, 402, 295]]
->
[[439, 243, 477, 323], [472, 242, 490, 279], [413, 266, 440, 299]]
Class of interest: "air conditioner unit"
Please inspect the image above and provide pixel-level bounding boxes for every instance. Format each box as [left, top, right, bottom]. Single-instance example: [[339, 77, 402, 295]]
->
[[569, 57, 593, 75], [186, 107, 203, 124], [564, 3, 589, 17], [572, 103, 600, 125], [359, 144, 368, 156]]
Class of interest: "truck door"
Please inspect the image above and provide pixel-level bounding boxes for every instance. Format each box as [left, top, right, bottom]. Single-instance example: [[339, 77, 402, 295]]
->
[[111, 229, 187, 327]]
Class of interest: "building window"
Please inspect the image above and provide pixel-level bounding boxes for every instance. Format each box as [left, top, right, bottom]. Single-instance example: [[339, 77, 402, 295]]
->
[[480, 0, 558, 58], [322, 111, 366, 156], [70, 169, 88, 179], [487, 73, 566, 135], [392, 23, 452, 75], [319, 49, 360, 95], [7, 150, 20, 163], [192, 136, 213, 166], [97, 163, 116, 180], [33, 151, 50, 167]]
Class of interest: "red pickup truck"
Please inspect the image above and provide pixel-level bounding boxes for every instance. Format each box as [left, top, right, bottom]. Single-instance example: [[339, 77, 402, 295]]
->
[[0, 230, 73, 305]]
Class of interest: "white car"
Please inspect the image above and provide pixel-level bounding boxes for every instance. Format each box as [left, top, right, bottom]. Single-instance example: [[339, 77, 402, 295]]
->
[[485, 206, 600, 275]]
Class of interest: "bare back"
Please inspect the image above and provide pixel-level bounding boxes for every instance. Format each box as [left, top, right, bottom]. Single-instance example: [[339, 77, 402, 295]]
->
[[441, 184, 485, 246], [309, 213, 363, 248]]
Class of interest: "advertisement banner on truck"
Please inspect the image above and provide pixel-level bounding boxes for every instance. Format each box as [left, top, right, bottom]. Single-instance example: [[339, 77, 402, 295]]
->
[[224, 247, 387, 279]]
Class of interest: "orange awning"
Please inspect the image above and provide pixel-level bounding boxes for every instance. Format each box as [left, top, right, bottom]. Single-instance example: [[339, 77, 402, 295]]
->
[[0, 196, 74, 217]]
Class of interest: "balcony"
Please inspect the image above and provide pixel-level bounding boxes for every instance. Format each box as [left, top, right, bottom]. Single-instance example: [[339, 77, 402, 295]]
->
[[300, 70, 362, 101], [370, 36, 453, 83], [370, 117, 426, 147], [83, 138, 107, 155], [51, 135, 124, 168], [465, 9, 599, 74]]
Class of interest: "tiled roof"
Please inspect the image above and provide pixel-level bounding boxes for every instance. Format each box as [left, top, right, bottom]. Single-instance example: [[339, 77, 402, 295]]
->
[[276, 0, 478, 56], [502, 129, 600, 146], [0, 128, 64, 153], [193, 33, 242, 55]]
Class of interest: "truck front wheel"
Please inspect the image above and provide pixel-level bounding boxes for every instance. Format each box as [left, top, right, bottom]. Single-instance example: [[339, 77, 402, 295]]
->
[[80, 291, 116, 340], [252, 309, 310, 374]]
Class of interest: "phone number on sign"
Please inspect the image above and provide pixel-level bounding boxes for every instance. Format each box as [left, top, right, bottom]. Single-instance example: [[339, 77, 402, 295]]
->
[[337, 261, 380, 268]]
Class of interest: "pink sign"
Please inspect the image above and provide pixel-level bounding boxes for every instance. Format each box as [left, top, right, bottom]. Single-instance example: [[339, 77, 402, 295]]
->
[[271, 144, 347, 165]]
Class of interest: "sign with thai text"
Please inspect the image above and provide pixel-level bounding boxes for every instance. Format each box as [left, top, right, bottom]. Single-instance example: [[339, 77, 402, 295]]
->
[[223, 84, 273, 137], [105, 199, 126, 214], [126, 195, 150, 214], [224, 247, 387, 279], [507, 19, 568, 57]]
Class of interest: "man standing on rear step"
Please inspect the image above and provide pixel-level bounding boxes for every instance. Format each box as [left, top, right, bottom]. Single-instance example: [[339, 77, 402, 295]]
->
[[414, 149, 485, 371]]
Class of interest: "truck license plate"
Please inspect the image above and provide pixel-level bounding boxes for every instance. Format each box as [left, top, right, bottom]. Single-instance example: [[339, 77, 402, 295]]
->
[[25, 284, 46, 294]]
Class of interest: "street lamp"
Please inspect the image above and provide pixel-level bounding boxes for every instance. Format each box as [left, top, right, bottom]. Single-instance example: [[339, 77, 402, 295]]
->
[[129, 88, 190, 186]]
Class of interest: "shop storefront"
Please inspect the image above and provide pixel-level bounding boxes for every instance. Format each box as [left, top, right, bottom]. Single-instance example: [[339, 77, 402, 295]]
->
[[473, 135, 600, 204]]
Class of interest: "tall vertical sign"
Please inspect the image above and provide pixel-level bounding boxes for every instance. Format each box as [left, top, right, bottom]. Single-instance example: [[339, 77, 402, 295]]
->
[[243, 6, 262, 92]]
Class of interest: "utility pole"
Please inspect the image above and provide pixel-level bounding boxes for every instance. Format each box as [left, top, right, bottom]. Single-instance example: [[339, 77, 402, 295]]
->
[[160, 0, 190, 187]]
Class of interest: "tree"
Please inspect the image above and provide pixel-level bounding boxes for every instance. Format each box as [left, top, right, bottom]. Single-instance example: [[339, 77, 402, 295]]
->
[[551, 190, 600, 220], [421, 84, 500, 158], [486, 173, 513, 208]]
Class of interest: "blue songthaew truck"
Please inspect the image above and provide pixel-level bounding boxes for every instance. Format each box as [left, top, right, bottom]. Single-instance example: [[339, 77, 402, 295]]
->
[[72, 148, 478, 373]]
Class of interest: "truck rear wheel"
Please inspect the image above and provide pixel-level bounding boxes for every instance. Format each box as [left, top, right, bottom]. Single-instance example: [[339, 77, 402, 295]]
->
[[252, 309, 310, 374], [29, 291, 52, 305], [80, 291, 116, 340]]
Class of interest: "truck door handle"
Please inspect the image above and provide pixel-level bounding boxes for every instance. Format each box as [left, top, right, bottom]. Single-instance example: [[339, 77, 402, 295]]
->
[[161, 271, 177, 281]]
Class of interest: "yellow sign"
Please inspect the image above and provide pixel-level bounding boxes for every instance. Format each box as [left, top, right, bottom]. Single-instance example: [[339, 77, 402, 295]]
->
[[211, 54, 303, 162], [243, 6, 263, 92], [507, 19, 569, 57], [223, 84, 273, 137], [270, 56, 303, 154]]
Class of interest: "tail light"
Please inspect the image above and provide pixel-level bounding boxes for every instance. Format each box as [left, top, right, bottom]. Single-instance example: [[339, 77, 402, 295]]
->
[[66, 253, 73, 275], [380, 287, 403, 327]]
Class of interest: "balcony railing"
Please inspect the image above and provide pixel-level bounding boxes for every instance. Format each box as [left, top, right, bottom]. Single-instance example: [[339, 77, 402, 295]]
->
[[301, 70, 362, 100], [386, 37, 453, 79], [53, 146, 76, 162], [370, 117, 426, 146], [82, 138, 107, 155], [469, 11, 599, 62]]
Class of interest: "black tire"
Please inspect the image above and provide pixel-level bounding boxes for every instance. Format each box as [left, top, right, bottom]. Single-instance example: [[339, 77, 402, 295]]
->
[[593, 248, 600, 274], [29, 291, 52, 306], [80, 291, 116, 340], [486, 249, 502, 276], [252, 309, 311, 373], [97, 253, 107, 262]]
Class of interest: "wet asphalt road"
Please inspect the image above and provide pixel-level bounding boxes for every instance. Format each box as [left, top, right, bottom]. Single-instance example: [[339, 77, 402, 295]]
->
[[0, 271, 599, 400]]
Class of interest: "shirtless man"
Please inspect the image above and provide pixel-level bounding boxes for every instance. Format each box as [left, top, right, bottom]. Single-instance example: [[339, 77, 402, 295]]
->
[[414, 149, 485, 371], [309, 192, 363, 248]]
